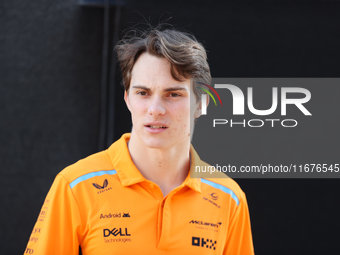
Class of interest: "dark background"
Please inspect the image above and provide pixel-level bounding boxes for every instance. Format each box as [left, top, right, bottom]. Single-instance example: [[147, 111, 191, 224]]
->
[[1, 0, 340, 254]]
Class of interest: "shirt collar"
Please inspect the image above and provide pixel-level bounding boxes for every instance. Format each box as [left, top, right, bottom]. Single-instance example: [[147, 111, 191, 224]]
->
[[106, 133, 146, 187], [106, 133, 202, 193]]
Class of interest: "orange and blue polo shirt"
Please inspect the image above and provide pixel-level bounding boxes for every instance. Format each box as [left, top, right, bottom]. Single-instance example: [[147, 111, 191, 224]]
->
[[24, 133, 254, 255]]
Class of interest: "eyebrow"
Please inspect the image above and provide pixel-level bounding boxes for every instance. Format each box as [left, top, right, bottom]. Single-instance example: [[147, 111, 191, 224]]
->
[[131, 85, 188, 92]]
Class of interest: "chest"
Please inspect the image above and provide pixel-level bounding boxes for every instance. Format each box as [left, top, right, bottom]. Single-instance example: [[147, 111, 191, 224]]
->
[[79, 184, 232, 255]]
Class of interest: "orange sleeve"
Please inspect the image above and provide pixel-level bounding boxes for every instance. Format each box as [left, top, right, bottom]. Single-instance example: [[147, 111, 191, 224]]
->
[[24, 174, 84, 255], [224, 192, 255, 255]]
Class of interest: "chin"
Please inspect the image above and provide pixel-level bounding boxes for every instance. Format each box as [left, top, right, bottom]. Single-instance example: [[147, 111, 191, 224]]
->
[[142, 139, 168, 149], [145, 136, 190, 150]]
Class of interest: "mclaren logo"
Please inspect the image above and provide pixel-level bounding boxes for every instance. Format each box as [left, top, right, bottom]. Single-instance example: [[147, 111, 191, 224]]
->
[[93, 179, 112, 194], [189, 220, 222, 228]]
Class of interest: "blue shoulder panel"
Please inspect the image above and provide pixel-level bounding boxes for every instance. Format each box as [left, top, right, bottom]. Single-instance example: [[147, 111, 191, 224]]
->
[[201, 178, 240, 206], [70, 170, 117, 189]]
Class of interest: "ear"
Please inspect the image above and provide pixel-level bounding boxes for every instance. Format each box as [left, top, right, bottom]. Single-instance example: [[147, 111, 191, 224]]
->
[[194, 94, 210, 118], [124, 90, 131, 112], [194, 100, 201, 118]]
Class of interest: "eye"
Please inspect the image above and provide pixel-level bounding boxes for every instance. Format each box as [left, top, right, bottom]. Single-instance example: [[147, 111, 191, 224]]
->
[[169, 93, 181, 97], [137, 91, 148, 96]]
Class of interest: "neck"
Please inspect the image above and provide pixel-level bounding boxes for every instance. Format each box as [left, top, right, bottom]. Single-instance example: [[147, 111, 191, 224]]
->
[[127, 131, 191, 196]]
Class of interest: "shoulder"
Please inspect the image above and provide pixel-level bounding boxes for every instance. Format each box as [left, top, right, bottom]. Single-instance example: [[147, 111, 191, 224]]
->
[[191, 147, 247, 205], [196, 160, 246, 206], [58, 150, 114, 185], [54, 134, 131, 188], [201, 175, 245, 205]]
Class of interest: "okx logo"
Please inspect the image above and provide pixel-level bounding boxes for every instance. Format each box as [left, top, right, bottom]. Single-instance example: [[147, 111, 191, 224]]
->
[[192, 236, 217, 250], [93, 179, 112, 194]]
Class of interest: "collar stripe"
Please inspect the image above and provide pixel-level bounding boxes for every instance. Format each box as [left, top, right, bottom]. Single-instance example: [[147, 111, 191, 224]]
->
[[69, 170, 117, 189], [201, 179, 240, 206]]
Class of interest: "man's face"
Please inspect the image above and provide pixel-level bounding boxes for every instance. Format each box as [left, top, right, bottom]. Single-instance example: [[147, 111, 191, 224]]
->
[[124, 52, 201, 150]]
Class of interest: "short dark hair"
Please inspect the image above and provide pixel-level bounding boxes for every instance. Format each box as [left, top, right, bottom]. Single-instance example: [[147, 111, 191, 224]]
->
[[115, 28, 211, 99]]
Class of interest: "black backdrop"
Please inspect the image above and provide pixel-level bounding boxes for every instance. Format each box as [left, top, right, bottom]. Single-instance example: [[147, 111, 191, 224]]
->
[[1, 0, 340, 254]]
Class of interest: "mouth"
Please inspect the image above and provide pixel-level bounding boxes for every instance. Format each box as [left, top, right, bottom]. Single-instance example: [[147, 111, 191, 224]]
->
[[145, 125, 167, 129]]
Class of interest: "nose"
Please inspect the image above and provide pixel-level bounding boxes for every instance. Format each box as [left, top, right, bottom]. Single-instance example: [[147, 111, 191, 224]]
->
[[148, 95, 166, 116]]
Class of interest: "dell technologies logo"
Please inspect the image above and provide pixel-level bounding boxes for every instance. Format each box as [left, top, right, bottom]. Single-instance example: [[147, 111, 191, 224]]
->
[[103, 228, 131, 237]]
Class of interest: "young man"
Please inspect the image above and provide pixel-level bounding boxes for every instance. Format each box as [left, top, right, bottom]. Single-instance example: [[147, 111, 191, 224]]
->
[[24, 28, 254, 254]]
